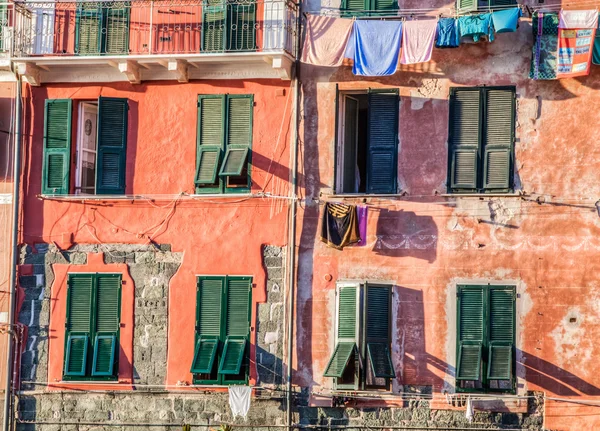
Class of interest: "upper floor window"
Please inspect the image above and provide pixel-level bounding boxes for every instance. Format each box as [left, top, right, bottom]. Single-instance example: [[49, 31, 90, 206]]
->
[[457, 0, 518, 14], [447, 87, 515, 194], [342, 0, 398, 17], [63, 273, 122, 381], [324, 283, 395, 391], [42, 97, 129, 196], [76, 2, 130, 55], [202, 0, 258, 52], [195, 95, 253, 194], [191, 276, 252, 385], [456, 284, 516, 393], [335, 89, 399, 194]]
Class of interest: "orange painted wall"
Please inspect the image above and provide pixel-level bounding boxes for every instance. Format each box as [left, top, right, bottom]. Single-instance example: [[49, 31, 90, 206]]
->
[[19, 79, 293, 388]]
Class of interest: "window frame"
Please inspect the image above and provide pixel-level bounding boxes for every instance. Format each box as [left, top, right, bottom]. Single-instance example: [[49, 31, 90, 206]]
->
[[341, 0, 399, 17], [446, 86, 516, 195], [75, 2, 131, 56], [63, 273, 122, 382], [455, 284, 516, 394], [456, 0, 518, 14]]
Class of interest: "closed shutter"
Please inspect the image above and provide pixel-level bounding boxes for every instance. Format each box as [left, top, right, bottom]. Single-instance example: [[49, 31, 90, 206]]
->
[[457, 0, 477, 13], [229, 3, 257, 51], [449, 89, 481, 191], [324, 285, 358, 378], [371, 0, 397, 15], [105, 7, 130, 55], [196, 96, 225, 190], [342, 0, 368, 16], [192, 277, 224, 374], [220, 96, 252, 181], [489, 0, 517, 7], [365, 284, 394, 378], [42, 99, 72, 195], [96, 97, 128, 195], [219, 277, 251, 375], [91, 274, 121, 377], [483, 89, 514, 191], [203, 0, 226, 52], [76, 4, 102, 55], [64, 274, 93, 376], [367, 90, 398, 194], [456, 285, 484, 380], [487, 286, 515, 380]]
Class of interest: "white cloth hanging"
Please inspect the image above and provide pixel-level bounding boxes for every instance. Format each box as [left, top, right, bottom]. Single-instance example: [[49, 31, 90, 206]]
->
[[229, 385, 252, 419], [465, 397, 474, 423]]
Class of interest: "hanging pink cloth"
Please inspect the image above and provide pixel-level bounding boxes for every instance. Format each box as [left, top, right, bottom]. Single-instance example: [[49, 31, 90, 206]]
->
[[400, 19, 438, 65], [559, 9, 598, 29], [301, 15, 354, 67]]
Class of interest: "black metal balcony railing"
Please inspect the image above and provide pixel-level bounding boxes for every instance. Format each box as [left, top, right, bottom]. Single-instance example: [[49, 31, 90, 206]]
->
[[12, 0, 298, 57]]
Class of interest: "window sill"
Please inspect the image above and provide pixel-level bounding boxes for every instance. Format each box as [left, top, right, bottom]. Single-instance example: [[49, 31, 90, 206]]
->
[[440, 193, 523, 198], [38, 193, 257, 202], [321, 193, 409, 199]]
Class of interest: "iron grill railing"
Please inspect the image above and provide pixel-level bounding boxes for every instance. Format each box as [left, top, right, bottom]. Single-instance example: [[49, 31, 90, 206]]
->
[[12, 0, 298, 57], [0, 3, 13, 55]]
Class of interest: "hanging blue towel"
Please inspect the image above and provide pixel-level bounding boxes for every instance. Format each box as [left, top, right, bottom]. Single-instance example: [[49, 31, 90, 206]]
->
[[492, 8, 522, 34], [436, 18, 460, 48], [458, 14, 495, 42], [353, 20, 403, 76]]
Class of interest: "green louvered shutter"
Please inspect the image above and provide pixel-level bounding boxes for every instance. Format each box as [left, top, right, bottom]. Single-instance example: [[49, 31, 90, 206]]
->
[[193, 277, 224, 374], [91, 274, 121, 377], [365, 284, 394, 378], [229, 3, 257, 51], [489, 0, 517, 7], [220, 96, 252, 186], [196, 95, 225, 192], [483, 89, 514, 191], [96, 97, 128, 195], [342, 0, 368, 16], [488, 286, 515, 380], [105, 7, 130, 55], [367, 90, 398, 194], [76, 3, 102, 55], [64, 274, 93, 377], [449, 89, 481, 191], [42, 99, 72, 195], [203, 0, 226, 52], [219, 277, 251, 375], [0, 5, 7, 52], [324, 285, 357, 379], [456, 285, 484, 381], [371, 0, 397, 15], [457, 0, 477, 13]]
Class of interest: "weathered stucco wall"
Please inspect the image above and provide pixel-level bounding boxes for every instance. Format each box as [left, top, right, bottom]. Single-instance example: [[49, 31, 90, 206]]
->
[[296, 11, 600, 431]]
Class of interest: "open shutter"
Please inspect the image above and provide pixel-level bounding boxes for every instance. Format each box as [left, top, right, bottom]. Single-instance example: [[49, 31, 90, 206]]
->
[[42, 99, 72, 195], [324, 285, 358, 378], [218, 276, 251, 375], [483, 89, 514, 191], [76, 4, 102, 55], [229, 2, 257, 51], [91, 274, 121, 377], [64, 274, 93, 377], [203, 0, 227, 52], [367, 90, 398, 194], [456, 285, 484, 381], [96, 97, 128, 195], [365, 284, 394, 378], [105, 7, 130, 55], [457, 0, 477, 14], [220, 95, 252, 186], [196, 95, 225, 191], [449, 89, 481, 191], [193, 277, 224, 374], [191, 338, 219, 374], [487, 286, 515, 380]]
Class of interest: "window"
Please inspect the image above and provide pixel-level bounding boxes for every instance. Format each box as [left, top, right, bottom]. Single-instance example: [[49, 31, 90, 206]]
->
[[456, 284, 515, 392], [41, 97, 129, 196], [447, 87, 515, 194], [202, 0, 257, 52], [457, 0, 517, 14], [63, 273, 122, 381], [336, 90, 399, 194], [341, 0, 398, 17], [76, 2, 130, 55], [324, 283, 395, 390], [191, 276, 252, 385], [195, 95, 253, 194]]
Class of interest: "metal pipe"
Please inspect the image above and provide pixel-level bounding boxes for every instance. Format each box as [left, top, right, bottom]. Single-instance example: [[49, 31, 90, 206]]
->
[[286, 3, 302, 429], [3, 70, 22, 431]]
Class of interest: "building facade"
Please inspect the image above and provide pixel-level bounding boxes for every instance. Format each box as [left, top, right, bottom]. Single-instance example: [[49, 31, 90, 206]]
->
[[0, 0, 598, 430]]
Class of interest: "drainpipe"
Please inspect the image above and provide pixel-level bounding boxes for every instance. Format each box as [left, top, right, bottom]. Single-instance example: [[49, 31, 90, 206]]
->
[[286, 1, 302, 429], [3, 70, 22, 431]]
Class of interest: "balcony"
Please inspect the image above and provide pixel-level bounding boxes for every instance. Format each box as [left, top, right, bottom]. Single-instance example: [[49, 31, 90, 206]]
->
[[12, 0, 298, 84]]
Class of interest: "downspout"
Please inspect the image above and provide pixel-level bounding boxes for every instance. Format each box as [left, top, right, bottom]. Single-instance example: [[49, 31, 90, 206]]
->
[[3, 68, 22, 431], [286, 1, 302, 429]]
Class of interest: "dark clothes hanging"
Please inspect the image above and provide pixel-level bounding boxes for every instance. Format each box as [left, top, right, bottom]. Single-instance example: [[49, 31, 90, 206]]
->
[[320, 203, 361, 250]]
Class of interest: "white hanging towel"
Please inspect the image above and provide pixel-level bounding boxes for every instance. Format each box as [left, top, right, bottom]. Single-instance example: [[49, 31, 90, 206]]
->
[[229, 385, 252, 419], [559, 9, 598, 29], [465, 397, 474, 423]]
